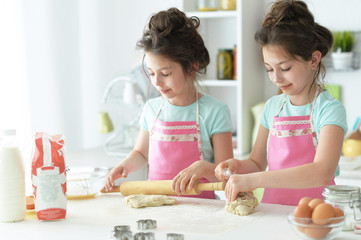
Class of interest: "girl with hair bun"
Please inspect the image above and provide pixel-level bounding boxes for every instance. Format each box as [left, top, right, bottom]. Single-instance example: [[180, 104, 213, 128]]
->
[[105, 8, 234, 199], [215, 0, 347, 205]]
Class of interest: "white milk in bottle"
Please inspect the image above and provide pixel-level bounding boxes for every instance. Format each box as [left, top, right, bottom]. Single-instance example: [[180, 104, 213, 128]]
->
[[0, 129, 26, 222]]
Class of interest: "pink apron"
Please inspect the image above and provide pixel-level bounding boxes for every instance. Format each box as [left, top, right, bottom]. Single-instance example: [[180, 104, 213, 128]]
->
[[148, 94, 215, 199], [261, 89, 335, 205]]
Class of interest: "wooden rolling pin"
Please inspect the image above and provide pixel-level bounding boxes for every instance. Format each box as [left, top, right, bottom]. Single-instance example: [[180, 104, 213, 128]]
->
[[101, 180, 225, 196]]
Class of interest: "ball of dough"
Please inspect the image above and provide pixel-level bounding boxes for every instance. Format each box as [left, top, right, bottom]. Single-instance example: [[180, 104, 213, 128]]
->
[[225, 192, 259, 216], [125, 195, 177, 208]]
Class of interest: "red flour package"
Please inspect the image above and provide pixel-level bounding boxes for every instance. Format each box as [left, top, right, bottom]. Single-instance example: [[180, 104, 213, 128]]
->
[[31, 132, 67, 220]]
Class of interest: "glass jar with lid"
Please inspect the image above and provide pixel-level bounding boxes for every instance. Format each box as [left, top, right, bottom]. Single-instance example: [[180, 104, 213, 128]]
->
[[198, 0, 219, 11], [221, 0, 236, 10], [217, 49, 233, 80], [323, 185, 361, 231]]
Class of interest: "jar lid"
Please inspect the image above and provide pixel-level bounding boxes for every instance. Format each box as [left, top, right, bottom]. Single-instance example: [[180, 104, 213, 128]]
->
[[323, 185, 360, 201], [218, 48, 233, 51]]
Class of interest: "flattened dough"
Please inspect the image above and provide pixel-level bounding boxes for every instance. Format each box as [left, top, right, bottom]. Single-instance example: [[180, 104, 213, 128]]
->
[[125, 195, 177, 208], [225, 192, 258, 216]]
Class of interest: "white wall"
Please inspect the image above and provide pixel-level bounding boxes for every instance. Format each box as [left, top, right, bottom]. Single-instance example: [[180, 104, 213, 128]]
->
[[20, 0, 180, 151], [0, 0, 31, 143]]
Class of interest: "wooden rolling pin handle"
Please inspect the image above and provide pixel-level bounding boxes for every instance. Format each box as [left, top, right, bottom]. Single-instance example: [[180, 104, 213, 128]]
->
[[120, 180, 175, 195], [197, 182, 225, 192], [100, 180, 225, 195]]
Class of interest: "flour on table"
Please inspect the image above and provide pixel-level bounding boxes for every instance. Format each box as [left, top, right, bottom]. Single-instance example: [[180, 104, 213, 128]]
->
[[225, 192, 258, 216], [125, 195, 177, 208]]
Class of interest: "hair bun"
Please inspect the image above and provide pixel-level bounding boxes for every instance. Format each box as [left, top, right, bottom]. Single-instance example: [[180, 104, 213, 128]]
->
[[264, 0, 314, 29], [137, 8, 210, 78]]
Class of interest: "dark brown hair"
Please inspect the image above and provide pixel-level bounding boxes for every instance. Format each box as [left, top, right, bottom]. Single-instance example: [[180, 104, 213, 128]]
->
[[255, 0, 333, 85], [136, 8, 210, 81]]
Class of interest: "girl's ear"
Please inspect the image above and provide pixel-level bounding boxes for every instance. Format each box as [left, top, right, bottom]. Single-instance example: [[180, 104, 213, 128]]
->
[[189, 62, 200, 76], [193, 62, 200, 73], [310, 50, 322, 70]]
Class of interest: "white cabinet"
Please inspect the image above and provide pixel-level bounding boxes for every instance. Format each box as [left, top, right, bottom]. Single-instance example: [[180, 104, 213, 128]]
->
[[180, 0, 265, 155]]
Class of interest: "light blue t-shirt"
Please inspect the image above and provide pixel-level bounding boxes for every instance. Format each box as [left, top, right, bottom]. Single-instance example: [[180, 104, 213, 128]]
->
[[261, 90, 348, 137], [260, 90, 348, 176], [140, 93, 233, 163]]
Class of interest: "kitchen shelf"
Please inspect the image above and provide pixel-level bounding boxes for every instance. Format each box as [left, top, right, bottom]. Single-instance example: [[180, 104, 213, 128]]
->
[[187, 10, 237, 19], [328, 67, 361, 73], [201, 79, 238, 87], [180, 0, 265, 155]]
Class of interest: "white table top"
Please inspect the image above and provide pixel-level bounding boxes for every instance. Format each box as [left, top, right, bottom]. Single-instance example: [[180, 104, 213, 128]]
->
[[12, 148, 361, 239], [0, 193, 359, 240]]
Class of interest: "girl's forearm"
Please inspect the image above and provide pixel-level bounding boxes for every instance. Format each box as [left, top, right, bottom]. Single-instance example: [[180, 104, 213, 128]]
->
[[121, 150, 148, 173], [202, 162, 219, 182], [251, 162, 335, 190], [236, 157, 265, 174]]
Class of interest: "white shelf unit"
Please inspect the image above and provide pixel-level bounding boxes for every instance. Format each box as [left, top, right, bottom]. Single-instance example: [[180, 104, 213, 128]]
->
[[180, 0, 265, 155]]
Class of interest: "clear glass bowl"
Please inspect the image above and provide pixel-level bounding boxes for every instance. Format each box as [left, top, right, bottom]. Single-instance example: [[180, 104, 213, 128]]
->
[[67, 167, 109, 199], [287, 212, 345, 240]]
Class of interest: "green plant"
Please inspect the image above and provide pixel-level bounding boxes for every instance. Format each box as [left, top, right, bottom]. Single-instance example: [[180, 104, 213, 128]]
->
[[333, 31, 355, 52]]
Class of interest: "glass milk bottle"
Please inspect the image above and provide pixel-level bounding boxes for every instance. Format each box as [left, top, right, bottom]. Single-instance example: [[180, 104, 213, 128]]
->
[[0, 129, 26, 222]]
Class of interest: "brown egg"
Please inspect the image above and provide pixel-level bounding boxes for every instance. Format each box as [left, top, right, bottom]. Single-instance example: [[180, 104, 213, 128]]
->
[[296, 226, 306, 233], [312, 203, 335, 224], [294, 203, 312, 223], [308, 198, 324, 210], [299, 196, 312, 205], [332, 207, 344, 223], [305, 224, 331, 239]]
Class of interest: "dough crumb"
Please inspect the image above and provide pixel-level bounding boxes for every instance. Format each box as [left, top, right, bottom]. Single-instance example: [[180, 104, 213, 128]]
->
[[125, 195, 177, 208], [225, 192, 258, 216]]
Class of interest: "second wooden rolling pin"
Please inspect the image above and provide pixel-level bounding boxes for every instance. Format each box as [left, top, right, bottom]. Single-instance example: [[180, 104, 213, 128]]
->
[[101, 180, 225, 196]]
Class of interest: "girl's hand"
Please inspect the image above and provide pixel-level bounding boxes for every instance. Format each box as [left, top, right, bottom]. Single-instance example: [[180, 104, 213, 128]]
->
[[225, 174, 254, 202], [104, 165, 128, 192], [214, 158, 238, 182], [172, 161, 211, 195]]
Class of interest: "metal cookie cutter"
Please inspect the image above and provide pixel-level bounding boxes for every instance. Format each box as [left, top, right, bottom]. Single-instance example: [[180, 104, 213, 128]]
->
[[111, 230, 132, 240], [111, 225, 132, 240], [134, 232, 155, 240], [113, 225, 131, 232], [136, 219, 157, 230], [167, 233, 184, 240]]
